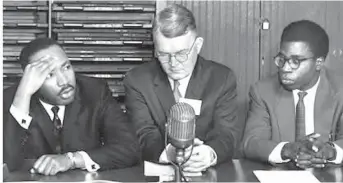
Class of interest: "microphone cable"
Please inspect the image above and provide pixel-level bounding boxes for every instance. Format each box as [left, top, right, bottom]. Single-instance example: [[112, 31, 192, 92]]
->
[[164, 127, 194, 182]]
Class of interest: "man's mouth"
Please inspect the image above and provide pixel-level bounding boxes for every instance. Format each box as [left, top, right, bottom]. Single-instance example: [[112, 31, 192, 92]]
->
[[280, 73, 295, 84], [59, 86, 74, 99]]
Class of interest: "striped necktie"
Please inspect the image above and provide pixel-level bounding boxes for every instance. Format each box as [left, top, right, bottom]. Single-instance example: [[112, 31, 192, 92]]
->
[[51, 106, 63, 153], [295, 91, 307, 140], [173, 80, 181, 103]]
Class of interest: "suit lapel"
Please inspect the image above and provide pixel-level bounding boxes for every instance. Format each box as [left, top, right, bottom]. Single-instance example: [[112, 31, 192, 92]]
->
[[153, 63, 175, 117], [275, 85, 296, 141], [30, 96, 59, 151], [62, 86, 82, 134], [185, 57, 204, 100], [314, 70, 336, 141]]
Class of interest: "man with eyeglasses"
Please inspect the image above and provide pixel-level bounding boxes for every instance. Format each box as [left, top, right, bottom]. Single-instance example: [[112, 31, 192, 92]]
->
[[124, 4, 241, 172], [243, 20, 343, 168]]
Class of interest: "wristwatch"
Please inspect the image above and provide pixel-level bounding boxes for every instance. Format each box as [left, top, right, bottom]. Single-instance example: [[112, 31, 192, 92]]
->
[[66, 152, 77, 169]]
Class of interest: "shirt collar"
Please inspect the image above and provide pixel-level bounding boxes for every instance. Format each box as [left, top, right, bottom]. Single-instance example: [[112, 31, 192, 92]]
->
[[168, 73, 192, 89], [294, 76, 321, 94], [39, 99, 65, 114]]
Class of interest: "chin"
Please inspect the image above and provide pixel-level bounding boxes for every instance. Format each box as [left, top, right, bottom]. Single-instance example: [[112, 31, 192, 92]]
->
[[57, 96, 75, 105], [281, 82, 298, 91], [168, 72, 189, 80]]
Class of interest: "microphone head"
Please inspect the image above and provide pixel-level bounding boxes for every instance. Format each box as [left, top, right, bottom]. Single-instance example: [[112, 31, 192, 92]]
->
[[167, 102, 196, 149]]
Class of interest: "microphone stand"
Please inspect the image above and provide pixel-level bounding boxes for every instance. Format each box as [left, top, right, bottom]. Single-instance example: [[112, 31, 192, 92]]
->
[[174, 148, 185, 182]]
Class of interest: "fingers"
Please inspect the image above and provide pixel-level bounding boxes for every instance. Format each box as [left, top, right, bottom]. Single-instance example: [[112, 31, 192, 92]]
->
[[26, 56, 56, 73], [183, 161, 207, 172], [294, 152, 312, 169], [33, 155, 53, 175], [33, 155, 47, 172], [295, 153, 327, 169], [193, 138, 204, 146], [44, 162, 55, 176], [311, 157, 326, 165]]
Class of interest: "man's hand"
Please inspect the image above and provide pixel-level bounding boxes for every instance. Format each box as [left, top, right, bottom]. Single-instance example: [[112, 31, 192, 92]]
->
[[31, 154, 73, 175], [18, 56, 57, 96], [161, 138, 204, 163], [293, 134, 336, 169], [294, 152, 326, 169], [281, 133, 320, 161], [281, 141, 314, 161], [311, 139, 337, 161], [182, 144, 215, 173], [13, 56, 57, 114]]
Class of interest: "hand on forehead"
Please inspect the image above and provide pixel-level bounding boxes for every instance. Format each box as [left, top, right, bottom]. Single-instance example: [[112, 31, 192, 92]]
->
[[30, 55, 58, 66]]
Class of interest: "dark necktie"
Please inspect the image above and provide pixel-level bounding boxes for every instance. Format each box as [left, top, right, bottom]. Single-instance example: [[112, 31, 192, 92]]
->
[[51, 106, 62, 153], [295, 91, 307, 140], [173, 80, 181, 103]]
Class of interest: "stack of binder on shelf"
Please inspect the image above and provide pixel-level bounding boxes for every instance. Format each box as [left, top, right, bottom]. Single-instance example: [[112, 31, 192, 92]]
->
[[3, 1, 49, 89], [52, 0, 155, 98]]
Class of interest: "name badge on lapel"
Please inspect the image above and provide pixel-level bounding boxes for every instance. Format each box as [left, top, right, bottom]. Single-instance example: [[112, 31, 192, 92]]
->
[[179, 98, 202, 115]]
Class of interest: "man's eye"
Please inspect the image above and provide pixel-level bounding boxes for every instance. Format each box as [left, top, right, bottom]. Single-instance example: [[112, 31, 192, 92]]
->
[[63, 64, 71, 70], [47, 73, 53, 78]]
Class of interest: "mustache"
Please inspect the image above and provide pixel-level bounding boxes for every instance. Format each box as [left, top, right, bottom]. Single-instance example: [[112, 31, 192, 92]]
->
[[58, 85, 75, 95]]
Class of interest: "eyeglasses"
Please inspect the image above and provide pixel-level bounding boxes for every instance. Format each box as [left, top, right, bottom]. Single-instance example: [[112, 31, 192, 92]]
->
[[274, 53, 315, 69], [155, 37, 198, 63]]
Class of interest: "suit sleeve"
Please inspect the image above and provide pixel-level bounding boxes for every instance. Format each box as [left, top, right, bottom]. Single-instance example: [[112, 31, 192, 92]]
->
[[243, 83, 279, 162], [124, 74, 165, 162], [3, 89, 28, 171], [205, 70, 242, 163], [85, 82, 141, 170], [332, 105, 343, 153]]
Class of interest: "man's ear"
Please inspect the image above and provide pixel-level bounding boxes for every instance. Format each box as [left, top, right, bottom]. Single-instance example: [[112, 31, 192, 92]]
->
[[315, 57, 324, 71], [195, 37, 204, 54]]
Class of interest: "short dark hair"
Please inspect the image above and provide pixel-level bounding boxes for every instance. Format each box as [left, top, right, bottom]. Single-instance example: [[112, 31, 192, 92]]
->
[[19, 37, 62, 67], [153, 4, 197, 38], [281, 20, 329, 59]]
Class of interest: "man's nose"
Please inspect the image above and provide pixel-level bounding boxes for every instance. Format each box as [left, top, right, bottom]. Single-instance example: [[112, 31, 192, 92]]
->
[[281, 61, 293, 72], [56, 72, 68, 86], [169, 56, 178, 67]]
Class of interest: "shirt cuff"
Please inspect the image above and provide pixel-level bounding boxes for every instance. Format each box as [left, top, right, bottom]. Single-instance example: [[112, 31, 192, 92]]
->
[[78, 151, 100, 172], [10, 104, 32, 129], [205, 145, 217, 166], [328, 143, 343, 164], [159, 144, 172, 163], [268, 142, 290, 164], [159, 143, 217, 168]]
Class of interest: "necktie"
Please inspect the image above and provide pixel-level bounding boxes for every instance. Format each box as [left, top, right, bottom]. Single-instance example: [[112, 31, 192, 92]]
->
[[51, 106, 62, 153], [295, 91, 307, 140], [173, 80, 181, 103]]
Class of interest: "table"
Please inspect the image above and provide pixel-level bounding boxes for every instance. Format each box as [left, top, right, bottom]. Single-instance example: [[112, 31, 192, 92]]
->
[[5, 159, 343, 182]]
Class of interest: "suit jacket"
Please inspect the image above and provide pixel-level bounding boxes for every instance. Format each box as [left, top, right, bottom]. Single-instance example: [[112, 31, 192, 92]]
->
[[124, 56, 242, 164], [3, 75, 140, 171], [243, 68, 343, 162]]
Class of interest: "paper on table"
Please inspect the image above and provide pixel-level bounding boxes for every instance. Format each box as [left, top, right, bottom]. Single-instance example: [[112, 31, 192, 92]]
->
[[144, 161, 202, 177], [144, 161, 202, 182], [7, 181, 121, 183], [254, 170, 320, 183]]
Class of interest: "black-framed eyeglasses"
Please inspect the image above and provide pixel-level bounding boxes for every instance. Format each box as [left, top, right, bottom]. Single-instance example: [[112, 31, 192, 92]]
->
[[274, 52, 315, 69], [155, 37, 198, 63]]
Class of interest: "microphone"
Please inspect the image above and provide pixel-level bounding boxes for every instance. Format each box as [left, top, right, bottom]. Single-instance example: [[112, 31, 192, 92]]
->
[[167, 102, 196, 150], [166, 102, 196, 182]]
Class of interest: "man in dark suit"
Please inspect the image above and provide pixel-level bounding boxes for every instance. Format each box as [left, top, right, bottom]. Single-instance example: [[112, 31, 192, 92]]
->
[[3, 38, 140, 175], [124, 4, 241, 173], [243, 20, 343, 168]]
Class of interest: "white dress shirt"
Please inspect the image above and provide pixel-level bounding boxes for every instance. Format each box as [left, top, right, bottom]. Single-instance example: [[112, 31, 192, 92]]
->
[[10, 100, 100, 172], [159, 74, 217, 167], [268, 77, 343, 164]]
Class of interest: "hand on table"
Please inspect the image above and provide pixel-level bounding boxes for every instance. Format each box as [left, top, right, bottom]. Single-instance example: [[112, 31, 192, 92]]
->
[[31, 154, 73, 175]]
